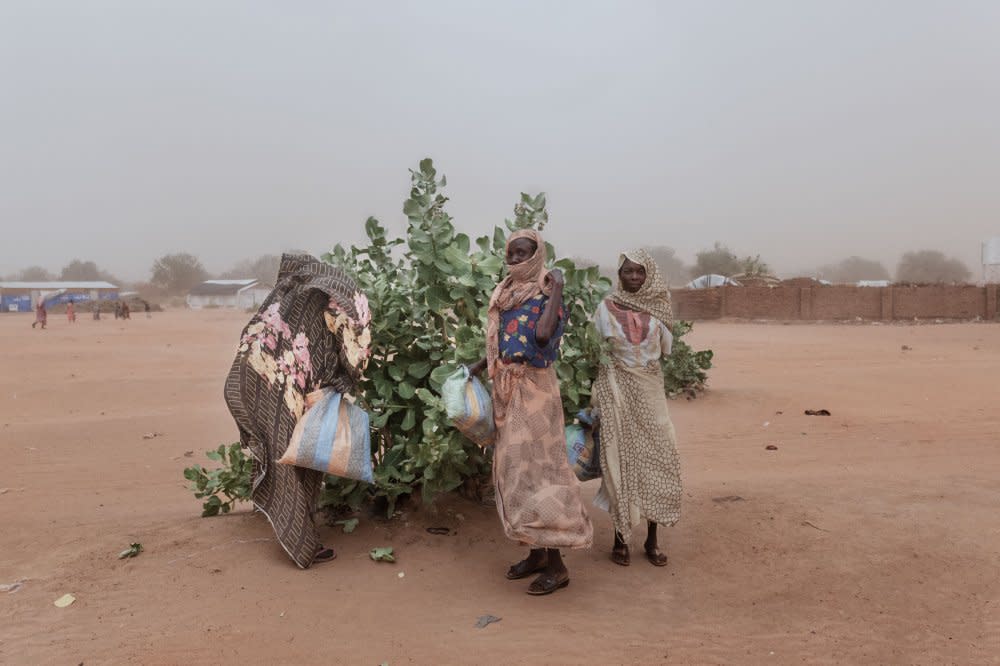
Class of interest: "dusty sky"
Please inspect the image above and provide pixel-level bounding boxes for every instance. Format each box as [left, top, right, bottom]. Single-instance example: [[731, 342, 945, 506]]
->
[[2, 1, 999, 282]]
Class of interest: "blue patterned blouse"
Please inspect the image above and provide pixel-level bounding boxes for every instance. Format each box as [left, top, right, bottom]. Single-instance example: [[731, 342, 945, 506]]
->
[[498, 294, 566, 367]]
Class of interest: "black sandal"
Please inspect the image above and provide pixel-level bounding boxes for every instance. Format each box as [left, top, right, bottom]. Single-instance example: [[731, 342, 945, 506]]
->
[[506, 556, 548, 580], [644, 546, 668, 567], [527, 572, 570, 595], [611, 545, 631, 567], [314, 546, 336, 563]]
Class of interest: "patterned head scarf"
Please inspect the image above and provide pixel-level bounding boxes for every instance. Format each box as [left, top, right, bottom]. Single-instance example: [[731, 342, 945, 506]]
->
[[485, 229, 551, 378], [612, 248, 674, 327]]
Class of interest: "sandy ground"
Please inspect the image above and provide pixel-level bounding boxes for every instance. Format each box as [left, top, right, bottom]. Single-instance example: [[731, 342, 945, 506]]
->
[[2, 311, 999, 665]]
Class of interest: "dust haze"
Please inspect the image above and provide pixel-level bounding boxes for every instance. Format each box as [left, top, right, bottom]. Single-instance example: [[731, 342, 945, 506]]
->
[[2, 1, 999, 283]]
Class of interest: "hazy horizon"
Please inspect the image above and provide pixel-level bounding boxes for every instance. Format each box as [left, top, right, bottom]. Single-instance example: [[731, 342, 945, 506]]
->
[[2, 1, 999, 283]]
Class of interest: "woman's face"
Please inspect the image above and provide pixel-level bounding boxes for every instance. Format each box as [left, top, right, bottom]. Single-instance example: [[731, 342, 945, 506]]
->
[[619, 258, 647, 293], [506, 238, 537, 266]]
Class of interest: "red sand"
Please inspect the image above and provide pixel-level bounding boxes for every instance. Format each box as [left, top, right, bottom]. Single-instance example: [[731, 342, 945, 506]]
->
[[2, 311, 999, 664]]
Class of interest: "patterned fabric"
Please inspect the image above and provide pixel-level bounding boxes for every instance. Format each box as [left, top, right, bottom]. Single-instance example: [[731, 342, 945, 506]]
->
[[486, 229, 552, 378], [592, 271, 682, 541], [224, 254, 371, 569], [492, 363, 593, 549], [498, 294, 565, 368], [611, 248, 674, 329], [594, 299, 673, 368]]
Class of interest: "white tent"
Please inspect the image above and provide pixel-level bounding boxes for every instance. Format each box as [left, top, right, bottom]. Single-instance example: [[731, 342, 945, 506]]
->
[[685, 274, 741, 289]]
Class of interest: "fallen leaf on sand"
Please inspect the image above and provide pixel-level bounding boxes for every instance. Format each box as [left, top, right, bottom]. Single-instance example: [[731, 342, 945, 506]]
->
[[183, 451, 194, 457], [765, 445, 779, 451], [54, 593, 76, 608], [142, 432, 163, 440], [712, 495, 745, 503], [335, 518, 359, 534], [370, 547, 395, 563], [476, 615, 502, 629], [118, 542, 143, 559]]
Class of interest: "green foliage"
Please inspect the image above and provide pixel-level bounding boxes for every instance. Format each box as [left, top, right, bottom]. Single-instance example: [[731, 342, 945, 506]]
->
[[662, 321, 714, 397], [183, 443, 253, 517]]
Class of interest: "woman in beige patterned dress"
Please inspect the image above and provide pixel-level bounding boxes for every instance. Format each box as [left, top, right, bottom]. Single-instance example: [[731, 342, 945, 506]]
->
[[591, 249, 681, 567], [470, 229, 593, 595]]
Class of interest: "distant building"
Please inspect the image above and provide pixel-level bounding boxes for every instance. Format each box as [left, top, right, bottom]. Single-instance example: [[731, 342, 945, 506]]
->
[[984, 238, 1000, 284], [857, 280, 891, 288], [186, 280, 272, 310], [0, 281, 119, 313]]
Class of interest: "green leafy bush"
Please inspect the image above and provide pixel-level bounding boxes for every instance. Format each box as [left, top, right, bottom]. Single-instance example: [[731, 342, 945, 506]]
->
[[662, 320, 714, 397], [183, 443, 253, 516]]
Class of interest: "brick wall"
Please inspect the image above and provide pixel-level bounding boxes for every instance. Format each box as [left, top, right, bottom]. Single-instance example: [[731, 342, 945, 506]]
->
[[671, 284, 1000, 321], [810, 286, 883, 320], [891, 285, 987, 319], [672, 288, 723, 319]]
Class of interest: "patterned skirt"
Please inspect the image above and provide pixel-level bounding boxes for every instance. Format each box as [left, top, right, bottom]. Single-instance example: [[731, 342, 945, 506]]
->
[[593, 363, 682, 540], [491, 363, 593, 549]]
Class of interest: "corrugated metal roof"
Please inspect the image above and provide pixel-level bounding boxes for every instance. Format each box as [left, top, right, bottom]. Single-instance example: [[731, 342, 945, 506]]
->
[[0, 281, 118, 290], [203, 279, 258, 286], [188, 279, 261, 296]]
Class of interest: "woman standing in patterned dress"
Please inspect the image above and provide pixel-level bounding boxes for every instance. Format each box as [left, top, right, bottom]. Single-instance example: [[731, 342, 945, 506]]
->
[[225, 254, 371, 568], [469, 229, 593, 595], [591, 249, 682, 567]]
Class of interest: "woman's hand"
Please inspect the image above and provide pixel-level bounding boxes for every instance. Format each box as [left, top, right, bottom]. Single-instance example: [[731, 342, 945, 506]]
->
[[468, 358, 487, 378], [545, 269, 565, 290]]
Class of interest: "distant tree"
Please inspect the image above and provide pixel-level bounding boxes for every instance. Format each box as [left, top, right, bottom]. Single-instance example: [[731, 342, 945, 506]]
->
[[737, 254, 771, 278], [896, 250, 971, 284], [818, 256, 890, 283], [60, 259, 101, 281], [16, 265, 56, 281], [59, 259, 119, 284], [150, 253, 209, 294], [645, 246, 688, 285], [220, 254, 281, 286], [691, 242, 742, 278]]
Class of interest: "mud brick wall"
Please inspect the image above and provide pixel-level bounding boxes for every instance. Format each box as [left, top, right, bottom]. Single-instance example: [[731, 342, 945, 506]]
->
[[671, 284, 1000, 321], [671, 288, 723, 319], [891, 285, 988, 319], [723, 287, 801, 319], [810, 286, 883, 320]]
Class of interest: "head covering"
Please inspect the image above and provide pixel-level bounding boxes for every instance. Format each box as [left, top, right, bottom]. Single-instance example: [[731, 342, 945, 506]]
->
[[611, 248, 673, 327], [485, 229, 551, 378]]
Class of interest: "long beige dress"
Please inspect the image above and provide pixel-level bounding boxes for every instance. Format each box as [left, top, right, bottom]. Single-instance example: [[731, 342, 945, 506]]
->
[[592, 298, 682, 540]]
